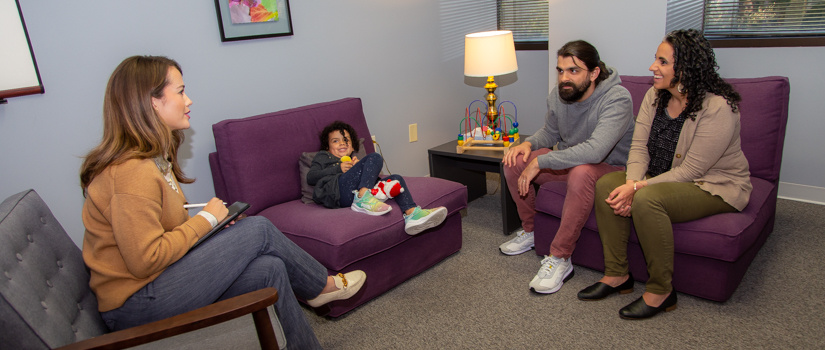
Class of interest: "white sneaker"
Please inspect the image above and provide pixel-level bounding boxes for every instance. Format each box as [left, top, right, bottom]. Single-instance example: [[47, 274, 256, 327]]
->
[[499, 229, 534, 255], [529, 255, 574, 294]]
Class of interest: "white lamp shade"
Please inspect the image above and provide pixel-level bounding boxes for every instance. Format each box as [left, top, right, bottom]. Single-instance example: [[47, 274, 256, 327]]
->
[[464, 30, 518, 77]]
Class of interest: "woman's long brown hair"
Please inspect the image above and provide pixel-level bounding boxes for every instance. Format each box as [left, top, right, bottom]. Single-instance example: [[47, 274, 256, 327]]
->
[[80, 56, 193, 195]]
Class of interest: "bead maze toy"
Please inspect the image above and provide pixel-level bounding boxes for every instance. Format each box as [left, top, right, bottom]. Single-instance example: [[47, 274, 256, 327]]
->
[[457, 100, 520, 154]]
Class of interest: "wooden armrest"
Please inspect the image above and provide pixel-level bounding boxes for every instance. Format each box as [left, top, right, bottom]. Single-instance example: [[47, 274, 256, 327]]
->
[[57, 288, 279, 350]]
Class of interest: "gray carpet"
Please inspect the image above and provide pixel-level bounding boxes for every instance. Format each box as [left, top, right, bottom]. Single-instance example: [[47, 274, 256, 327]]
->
[[138, 175, 825, 349]]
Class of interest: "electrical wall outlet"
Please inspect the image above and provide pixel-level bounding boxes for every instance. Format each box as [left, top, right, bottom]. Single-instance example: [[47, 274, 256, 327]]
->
[[371, 135, 376, 143], [409, 124, 418, 142]]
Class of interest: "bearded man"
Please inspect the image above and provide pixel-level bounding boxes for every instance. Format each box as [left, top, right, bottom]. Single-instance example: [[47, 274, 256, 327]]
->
[[499, 40, 635, 294]]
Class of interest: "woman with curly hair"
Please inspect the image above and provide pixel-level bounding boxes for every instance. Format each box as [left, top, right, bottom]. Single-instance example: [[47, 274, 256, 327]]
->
[[576, 29, 752, 319]]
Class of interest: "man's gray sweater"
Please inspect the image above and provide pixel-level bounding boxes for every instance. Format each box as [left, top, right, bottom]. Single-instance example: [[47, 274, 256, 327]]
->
[[526, 66, 634, 170]]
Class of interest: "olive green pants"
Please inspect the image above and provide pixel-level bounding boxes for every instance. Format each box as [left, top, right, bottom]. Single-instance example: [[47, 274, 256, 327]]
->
[[595, 171, 737, 294]]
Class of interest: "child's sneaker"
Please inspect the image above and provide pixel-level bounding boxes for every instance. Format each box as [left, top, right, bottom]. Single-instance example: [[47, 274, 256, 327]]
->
[[351, 191, 392, 216], [403, 206, 448, 235]]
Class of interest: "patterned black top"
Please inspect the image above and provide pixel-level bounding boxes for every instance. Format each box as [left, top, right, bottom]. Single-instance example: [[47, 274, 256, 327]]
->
[[646, 109, 688, 178]]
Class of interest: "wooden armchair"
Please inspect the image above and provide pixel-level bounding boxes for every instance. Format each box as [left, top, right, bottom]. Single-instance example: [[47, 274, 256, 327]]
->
[[0, 189, 282, 349]]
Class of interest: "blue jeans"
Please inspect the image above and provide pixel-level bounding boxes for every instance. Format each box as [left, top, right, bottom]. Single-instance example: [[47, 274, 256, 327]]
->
[[338, 153, 417, 212], [101, 216, 326, 350]]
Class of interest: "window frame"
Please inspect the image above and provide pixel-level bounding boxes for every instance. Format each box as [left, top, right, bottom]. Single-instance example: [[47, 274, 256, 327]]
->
[[709, 36, 825, 48], [514, 41, 548, 50]]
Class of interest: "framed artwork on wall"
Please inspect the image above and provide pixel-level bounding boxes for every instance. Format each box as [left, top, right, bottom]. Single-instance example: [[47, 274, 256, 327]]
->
[[214, 0, 293, 42]]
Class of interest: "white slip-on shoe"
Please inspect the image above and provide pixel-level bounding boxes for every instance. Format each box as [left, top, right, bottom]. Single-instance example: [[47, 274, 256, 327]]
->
[[307, 270, 367, 308]]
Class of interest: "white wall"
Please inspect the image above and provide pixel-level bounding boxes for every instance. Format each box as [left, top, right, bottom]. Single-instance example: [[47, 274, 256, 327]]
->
[[713, 48, 825, 203], [0, 1, 550, 245], [548, 0, 825, 204], [548, 0, 668, 78]]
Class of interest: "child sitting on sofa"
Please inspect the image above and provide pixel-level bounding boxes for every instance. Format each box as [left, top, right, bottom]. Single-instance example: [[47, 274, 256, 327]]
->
[[307, 121, 447, 235]]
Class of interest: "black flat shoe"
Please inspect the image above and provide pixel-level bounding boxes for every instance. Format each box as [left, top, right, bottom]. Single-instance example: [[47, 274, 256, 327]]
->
[[619, 291, 677, 320], [577, 273, 634, 301]]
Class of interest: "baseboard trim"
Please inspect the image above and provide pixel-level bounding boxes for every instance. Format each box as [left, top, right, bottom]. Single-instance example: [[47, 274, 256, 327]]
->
[[778, 182, 825, 205]]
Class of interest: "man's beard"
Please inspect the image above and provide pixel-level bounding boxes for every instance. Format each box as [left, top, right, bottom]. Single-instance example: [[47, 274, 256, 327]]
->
[[558, 79, 591, 102]]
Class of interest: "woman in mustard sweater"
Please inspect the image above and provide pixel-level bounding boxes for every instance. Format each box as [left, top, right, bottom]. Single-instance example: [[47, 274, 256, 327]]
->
[[80, 56, 364, 349], [577, 30, 751, 319]]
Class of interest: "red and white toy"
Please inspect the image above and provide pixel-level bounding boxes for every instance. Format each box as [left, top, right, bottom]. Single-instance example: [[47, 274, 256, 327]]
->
[[371, 178, 404, 201]]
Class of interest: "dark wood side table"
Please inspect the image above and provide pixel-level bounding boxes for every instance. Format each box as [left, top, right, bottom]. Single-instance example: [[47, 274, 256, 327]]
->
[[428, 137, 527, 235]]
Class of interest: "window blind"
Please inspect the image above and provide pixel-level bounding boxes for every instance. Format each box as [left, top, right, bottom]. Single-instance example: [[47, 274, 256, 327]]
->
[[666, 0, 705, 33], [704, 0, 825, 38], [497, 0, 549, 43], [667, 0, 825, 38]]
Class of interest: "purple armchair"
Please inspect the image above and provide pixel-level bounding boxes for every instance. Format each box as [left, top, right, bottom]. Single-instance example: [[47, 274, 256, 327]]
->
[[533, 76, 790, 302], [209, 98, 466, 316]]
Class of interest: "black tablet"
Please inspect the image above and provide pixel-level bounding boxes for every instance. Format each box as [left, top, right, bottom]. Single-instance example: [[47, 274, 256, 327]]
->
[[190, 201, 250, 250]]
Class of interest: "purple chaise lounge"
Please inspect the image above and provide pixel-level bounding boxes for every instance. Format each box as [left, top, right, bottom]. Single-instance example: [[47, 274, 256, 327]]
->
[[209, 98, 467, 317], [533, 76, 790, 302]]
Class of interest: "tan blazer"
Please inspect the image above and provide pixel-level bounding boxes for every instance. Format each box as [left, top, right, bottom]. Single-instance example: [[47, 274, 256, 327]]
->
[[626, 88, 752, 211]]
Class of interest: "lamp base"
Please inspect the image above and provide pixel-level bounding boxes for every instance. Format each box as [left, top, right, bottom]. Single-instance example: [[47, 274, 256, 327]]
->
[[485, 76, 499, 129]]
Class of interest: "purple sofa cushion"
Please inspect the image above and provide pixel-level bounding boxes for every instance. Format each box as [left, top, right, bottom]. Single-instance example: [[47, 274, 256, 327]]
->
[[256, 177, 466, 270], [535, 176, 772, 262], [618, 75, 654, 117], [725, 77, 790, 182], [212, 98, 375, 215]]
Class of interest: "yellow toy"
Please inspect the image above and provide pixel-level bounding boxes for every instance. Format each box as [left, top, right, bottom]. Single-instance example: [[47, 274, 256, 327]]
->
[[340, 156, 351, 162]]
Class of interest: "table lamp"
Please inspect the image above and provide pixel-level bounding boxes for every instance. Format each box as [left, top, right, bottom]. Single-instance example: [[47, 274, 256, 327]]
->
[[464, 30, 518, 129]]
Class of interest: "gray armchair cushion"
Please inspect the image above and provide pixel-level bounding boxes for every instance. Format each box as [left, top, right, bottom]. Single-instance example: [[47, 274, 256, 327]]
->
[[0, 189, 107, 349]]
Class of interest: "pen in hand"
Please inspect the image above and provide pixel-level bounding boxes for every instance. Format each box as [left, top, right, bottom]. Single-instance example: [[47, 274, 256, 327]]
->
[[184, 202, 227, 209]]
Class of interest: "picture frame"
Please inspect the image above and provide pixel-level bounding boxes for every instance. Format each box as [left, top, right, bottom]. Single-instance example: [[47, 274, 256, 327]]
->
[[0, 0, 44, 103], [213, 0, 293, 42]]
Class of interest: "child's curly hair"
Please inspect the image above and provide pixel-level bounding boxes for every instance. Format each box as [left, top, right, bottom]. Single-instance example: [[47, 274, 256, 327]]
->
[[319, 121, 360, 153]]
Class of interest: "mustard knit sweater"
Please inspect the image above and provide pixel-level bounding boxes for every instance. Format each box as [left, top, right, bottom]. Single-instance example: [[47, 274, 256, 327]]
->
[[82, 158, 213, 312]]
